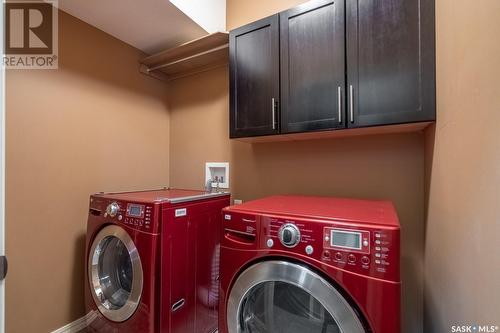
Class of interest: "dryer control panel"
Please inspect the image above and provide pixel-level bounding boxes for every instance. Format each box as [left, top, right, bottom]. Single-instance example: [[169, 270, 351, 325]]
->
[[89, 197, 158, 233], [259, 215, 400, 282]]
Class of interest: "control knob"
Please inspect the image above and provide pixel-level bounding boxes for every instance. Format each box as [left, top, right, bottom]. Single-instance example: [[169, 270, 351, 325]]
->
[[106, 202, 120, 217], [278, 223, 301, 248]]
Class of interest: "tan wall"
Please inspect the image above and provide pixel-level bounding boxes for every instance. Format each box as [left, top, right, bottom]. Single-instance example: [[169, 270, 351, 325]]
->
[[5, 12, 170, 333], [226, 0, 305, 29], [169, 1, 426, 331], [424, 0, 500, 331]]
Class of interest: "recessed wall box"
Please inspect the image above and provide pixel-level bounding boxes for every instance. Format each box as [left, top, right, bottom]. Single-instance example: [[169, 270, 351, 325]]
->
[[205, 162, 229, 189]]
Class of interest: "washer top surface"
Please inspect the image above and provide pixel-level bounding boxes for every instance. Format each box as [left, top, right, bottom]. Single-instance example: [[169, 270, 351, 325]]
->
[[224, 195, 399, 227], [94, 188, 229, 204]]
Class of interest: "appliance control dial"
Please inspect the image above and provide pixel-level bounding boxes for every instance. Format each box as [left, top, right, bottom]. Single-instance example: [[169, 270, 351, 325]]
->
[[278, 223, 301, 248], [106, 202, 120, 217]]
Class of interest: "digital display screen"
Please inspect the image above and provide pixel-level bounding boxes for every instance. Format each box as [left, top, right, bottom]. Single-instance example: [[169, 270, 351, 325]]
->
[[331, 230, 362, 250], [127, 204, 144, 217]]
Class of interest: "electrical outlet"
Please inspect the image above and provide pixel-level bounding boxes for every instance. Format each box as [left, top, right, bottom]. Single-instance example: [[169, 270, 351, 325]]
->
[[233, 199, 243, 205]]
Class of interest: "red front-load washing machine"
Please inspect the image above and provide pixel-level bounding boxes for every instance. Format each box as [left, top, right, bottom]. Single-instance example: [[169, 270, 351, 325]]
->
[[219, 195, 401, 333], [84, 188, 230, 333]]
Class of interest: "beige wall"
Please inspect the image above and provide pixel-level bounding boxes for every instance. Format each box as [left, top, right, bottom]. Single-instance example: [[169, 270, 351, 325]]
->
[[5, 12, 169, 333], [169, 1, 426, 331], [226, 0, 305, 29], [424, 0, 500, 331]]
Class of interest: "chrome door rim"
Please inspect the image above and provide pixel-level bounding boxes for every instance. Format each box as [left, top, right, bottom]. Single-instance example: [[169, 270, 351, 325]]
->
[[227, 260, 366, 333], [88, 225, 143, 322]]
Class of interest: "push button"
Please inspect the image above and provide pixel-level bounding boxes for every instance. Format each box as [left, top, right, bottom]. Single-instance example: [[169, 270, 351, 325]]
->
[[266, 239, 274, 248]]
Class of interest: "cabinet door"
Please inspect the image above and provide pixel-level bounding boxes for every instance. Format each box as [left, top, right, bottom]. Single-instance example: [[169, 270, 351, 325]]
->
[[346, 0, 435, 127], [229, 15, 280, 138], [280, 0, 346, 133]]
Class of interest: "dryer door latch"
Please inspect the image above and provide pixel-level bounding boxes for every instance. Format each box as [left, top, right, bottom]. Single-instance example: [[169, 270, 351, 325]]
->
[[0, 256, 7, 281]]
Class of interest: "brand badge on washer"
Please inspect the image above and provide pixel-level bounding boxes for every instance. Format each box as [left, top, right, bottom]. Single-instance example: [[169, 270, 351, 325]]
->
[[175, 208, 187, 217], [224, 214, 231, 220]]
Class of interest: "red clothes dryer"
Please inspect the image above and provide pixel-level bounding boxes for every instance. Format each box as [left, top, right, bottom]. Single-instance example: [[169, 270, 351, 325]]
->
[[219, 195, 401, 333], [84, 189, 230, 333]]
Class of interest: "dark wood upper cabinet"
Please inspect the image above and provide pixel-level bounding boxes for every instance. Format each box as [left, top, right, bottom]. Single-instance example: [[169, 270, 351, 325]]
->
[[229, 0, 435, 140], [280, 0, 345, 133], [229, 15, 280, 138], [346, 0, 436, 128]]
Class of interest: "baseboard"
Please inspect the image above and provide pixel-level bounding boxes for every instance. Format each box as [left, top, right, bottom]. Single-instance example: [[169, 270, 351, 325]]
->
[[51, 311, 97, 333]]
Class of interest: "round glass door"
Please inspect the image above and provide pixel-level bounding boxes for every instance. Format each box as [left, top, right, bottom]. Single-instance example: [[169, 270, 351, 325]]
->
[[227, 261, 366, 333], [88, 225, 143, 322], [240, 281, 340, 332]]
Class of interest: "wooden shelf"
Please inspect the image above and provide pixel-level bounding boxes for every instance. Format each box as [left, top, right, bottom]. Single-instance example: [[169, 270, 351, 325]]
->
[[140, 32, 229, 81], [234, 122, 433, 143]]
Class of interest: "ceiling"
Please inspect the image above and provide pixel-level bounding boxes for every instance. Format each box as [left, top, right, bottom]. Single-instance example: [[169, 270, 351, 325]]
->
[[59, 0, 209, 54]]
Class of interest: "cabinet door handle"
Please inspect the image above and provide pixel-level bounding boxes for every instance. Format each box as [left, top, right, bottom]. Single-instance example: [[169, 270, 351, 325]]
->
[[349, 85, 354, 123], [337, 86, 342, 123], [271, 98, 277, 130]]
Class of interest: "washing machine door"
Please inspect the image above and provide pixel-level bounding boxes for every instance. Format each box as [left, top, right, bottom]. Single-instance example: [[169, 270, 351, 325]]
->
[[88, 225, 143, 322], [227, 260, 367, 333]]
